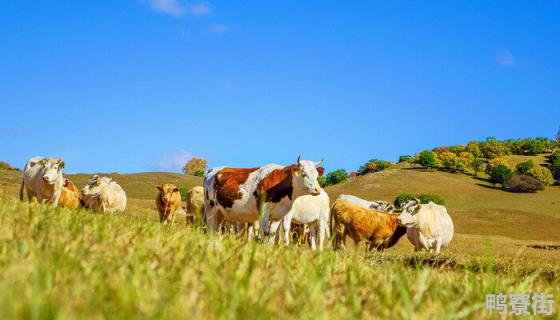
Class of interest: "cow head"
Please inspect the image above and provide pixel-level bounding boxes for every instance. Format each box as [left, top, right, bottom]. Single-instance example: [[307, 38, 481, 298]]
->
[[396, 199, 421, 226], [40, 158, 64, 185], [293, 156, 323, 196], [156, 183, 180, 204]]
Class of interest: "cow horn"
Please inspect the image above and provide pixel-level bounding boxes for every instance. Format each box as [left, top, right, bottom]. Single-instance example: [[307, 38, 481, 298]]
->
[[297, 155, 302, 166], [315, 158, 324, 166]]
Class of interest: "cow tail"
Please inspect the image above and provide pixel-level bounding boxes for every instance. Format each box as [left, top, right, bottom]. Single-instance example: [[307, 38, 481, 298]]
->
[[19, 177, 25, 201]]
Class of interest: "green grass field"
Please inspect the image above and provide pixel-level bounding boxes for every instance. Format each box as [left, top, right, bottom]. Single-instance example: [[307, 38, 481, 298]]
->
[[0, 154, 559, 318]]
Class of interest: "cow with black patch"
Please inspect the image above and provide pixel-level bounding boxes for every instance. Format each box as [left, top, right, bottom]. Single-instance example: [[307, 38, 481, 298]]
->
[[204, 156, 324, 239]]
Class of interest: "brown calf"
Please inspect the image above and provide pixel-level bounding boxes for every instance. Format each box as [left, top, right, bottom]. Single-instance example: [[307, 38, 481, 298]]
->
[[156, 183, 181, 225], [59, 179, 81, 209], [331, 199, 406, 251]]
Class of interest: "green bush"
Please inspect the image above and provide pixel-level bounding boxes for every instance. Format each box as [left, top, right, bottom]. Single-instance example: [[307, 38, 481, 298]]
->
[[480, 138, 510, 159], [466, 141, 482, 157], [515, 160, 534, 175], [358, 159, 392, 175], [393, 193, 445, 208], [489, 165, 513, 187], [504, 174, 544, 193], [415, 151, 440, 169], [471, 158, 486, 176], [398, 155, 413, 163], [527, 166, 554, 186], [318, 176, 328, 188], [550, 160, 560, 181], [321, 169, 348, 187], [193, 170, 205, 177], [549, 151, 560, 164]]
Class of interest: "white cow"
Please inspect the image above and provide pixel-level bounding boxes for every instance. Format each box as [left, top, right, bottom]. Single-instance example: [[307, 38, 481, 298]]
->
[[337, 194, 395, 213], [396, 199, 454, 254], [269, 188, 330, 251], [81, 175, 127, 214], [20, 157, 65, 205]]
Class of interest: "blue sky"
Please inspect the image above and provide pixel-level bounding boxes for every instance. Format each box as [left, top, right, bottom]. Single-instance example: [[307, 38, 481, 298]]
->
[[1, 1, 559, 174]]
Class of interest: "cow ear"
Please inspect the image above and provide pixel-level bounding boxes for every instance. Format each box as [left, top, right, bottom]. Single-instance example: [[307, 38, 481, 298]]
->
[[316, 167, 325, 177], [155, 186, 162, 192], [173, 187, 179, 193], [58, 160, 65, 169]]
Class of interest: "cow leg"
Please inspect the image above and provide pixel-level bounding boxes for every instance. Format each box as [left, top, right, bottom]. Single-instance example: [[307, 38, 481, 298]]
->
[[318, 217, 327, 251], [268, 220, 281, 244], [435, 237, 442, 254], [309, 222, 318, 251], [206, 209, 224, 233], [282, 216, 292, 245]]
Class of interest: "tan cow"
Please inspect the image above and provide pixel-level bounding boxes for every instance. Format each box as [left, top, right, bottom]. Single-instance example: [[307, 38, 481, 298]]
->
[[81, 175, 127, 214], [59, 179, 81, 209], [156, 183, 181, 225], [331, 199, 407, 251], [185, 186, 204, 225]]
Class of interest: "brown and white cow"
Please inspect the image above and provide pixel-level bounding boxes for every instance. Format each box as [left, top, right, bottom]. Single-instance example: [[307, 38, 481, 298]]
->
[[331, 199, 407, 251], [204, 156, 323, 238]]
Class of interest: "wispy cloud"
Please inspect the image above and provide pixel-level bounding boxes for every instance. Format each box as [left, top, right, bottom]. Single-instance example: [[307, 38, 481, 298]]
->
[[153, 150, 192, 172], [209, 23, 228, 34], [148, 0, 186, 17], [189, 3, 211, 15], [496, 50, 517, 67], [147, 0, 211, 17]]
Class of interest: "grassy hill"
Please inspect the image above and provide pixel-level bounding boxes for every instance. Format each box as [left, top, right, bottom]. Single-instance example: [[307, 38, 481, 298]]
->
[[0, 155, 559, 318]]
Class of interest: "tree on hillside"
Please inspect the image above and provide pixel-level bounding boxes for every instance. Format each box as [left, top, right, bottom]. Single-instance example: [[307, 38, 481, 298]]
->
[[489, 165, 513, 187], [466, 141, 482, 158], [515, 160, 534, 175], [415, 150, 440, 170], [182, 158, 208, 177], [358, 159, 392, 175], [471, 158, 485, 176], [527, 166, 554, 186], [320, 169, 348, 187], [485, 157, 509, 176], [480, 138, 509, 159]]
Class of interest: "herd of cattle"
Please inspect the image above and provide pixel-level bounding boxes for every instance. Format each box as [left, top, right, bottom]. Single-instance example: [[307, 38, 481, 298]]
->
[[18, 156, 455, 253]]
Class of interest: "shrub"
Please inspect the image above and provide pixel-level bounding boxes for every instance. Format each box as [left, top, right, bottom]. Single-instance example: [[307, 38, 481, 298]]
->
[[415, 151, 440, 169], [322, 169, 348, 187], [549, 151, 560, 164], [480, 138, 509, 159], [515, 160, 534, 175], [398, 155, 413, 163], [485, 157, 509, 175], [438, 151, 458, 171], [527, 166, 554, 186], [393, 193, 445, 208], [466, 141, 482, 157], [193, 170, 205, 177], [318, 176, 328, 188], [504, 174, 544, 193], [183, 158, 208, 176], [489, 165, 513, 187], [0, 161, 18, 171], [471, 158, 486, 176], [550, 160, 560, 181], [358, 159, 392, 175], [448, 145, 466, 154]]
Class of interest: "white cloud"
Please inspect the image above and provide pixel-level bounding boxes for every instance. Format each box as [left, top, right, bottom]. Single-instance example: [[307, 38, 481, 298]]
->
[[189, 3, 211, 15], [153, 150, 192, 172], [496, 50, 517, 67], [147, 1, 211, 17], [148, 0, 186, 17], [209, 23, 228, 34]]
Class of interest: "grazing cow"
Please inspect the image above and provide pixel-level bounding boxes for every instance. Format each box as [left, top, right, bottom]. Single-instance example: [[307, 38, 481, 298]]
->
[[204, 156, 323, 238], [20, 157, 65, 205], [396, 200, 454, 254], [59, 179, 81, 209], [156, 183, 181, 225], [331, 199, 407, 251], [81, 175, 127, 214], [269, 188, 330, 251], [185, 186, 204, 225], [337, 194, 395, 213]]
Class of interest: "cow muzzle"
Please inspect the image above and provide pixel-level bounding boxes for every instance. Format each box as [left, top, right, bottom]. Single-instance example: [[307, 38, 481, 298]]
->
[[42, 176, 54, 185], [310, 188, 321, 196]]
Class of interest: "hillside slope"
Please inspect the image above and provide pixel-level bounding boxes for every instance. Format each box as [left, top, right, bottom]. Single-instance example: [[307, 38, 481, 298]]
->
[[325, 167, 560, 241]]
